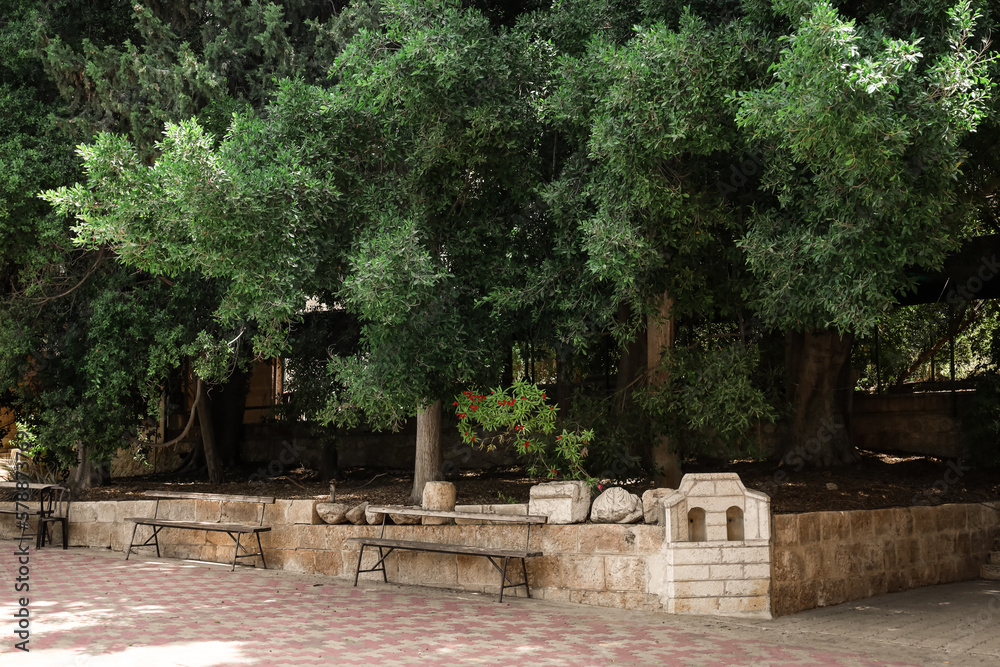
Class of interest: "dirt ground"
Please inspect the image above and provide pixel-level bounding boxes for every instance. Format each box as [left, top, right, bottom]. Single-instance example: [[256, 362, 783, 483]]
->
[[70, 450, 1000, 514]]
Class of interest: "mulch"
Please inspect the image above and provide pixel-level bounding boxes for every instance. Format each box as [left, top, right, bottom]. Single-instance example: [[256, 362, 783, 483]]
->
[[70, 450, 1000, 514]]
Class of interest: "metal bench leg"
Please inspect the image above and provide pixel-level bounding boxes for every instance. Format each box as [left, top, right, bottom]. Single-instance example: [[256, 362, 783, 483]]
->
[[499, 557, 511, 603], [126, 523, 139, 560], [353, 544, 366, 586], [232, 534, 242, 571], [520, 558, 530, 598], [256, 532, 267, 569]]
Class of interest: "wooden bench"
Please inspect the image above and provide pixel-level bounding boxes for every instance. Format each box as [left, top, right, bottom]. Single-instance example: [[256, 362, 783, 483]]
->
[[347, 505, 547, 602], [0, 483, 70, 548], [124, 491, 274, 571]]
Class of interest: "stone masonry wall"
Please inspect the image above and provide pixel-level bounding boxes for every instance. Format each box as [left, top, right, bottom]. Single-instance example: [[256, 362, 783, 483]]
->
[[0, 499, 663, 612], [772, 503, 1000, 617]]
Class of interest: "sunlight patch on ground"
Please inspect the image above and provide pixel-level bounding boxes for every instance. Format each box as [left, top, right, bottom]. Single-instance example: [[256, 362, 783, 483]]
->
[[4, 641, 254, 667]]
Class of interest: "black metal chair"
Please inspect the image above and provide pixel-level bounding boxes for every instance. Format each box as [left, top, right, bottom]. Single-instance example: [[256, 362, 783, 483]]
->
[[37, 485, 70, 549]]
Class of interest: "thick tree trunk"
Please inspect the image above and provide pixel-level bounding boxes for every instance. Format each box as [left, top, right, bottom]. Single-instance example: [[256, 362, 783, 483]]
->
[[68, 442, 107, 491], [410, 399, 443, 505], [782, 329, 859, 468], [208, 366, 249, 468], [646, 292, 682, 488], [196, 382, 224, 483]]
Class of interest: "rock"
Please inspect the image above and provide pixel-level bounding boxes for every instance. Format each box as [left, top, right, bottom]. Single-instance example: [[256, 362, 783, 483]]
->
[[389, 512, 421, 525], [365, 505, 386, 526], [591, 487, 643, 524], [422, 481, 457, 525], [825, 482, 839, 491], [315, 502, 350, 525], [528, 481, 590, 524], [346, 502, 369, 525], [641, 488, 676, 525]]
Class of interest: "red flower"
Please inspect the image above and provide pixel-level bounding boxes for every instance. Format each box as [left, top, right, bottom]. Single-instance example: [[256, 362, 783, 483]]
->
[[514, 424, 523, 431], [470, 405, 477, 412], [458, 413, 466, 419], [524, 441, 530, 450], [453, 401, 459, 406], [541, 393, 546, 399]]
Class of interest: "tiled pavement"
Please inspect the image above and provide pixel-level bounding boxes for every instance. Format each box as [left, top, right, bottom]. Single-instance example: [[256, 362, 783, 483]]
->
[[1, 544, 998, 666]]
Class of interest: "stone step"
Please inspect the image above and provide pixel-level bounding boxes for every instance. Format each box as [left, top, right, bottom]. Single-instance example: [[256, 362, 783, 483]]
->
[[989, 551, 1000, 565], [982, 563, 1000, 581]]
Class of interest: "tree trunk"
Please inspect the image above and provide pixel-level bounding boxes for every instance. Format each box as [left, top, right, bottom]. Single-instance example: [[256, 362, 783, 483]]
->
[[208, 365, 249, 468], [196, 381, 224, 483], [646, 292, 682, 488], [68, 442, 107, 491], [782, 329, 859, 468], [410, 399, 443, 505]]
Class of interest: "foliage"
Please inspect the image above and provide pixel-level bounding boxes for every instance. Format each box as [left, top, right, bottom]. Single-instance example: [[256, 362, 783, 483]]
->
[[638, 340, 778, 458], [735, 0, 996, 334], [453, 380, 595, 480]]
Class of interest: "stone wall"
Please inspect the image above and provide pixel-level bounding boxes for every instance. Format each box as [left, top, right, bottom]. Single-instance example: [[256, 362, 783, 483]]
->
[[772, 503, 1000, 617], [0, 499, 663, 612]]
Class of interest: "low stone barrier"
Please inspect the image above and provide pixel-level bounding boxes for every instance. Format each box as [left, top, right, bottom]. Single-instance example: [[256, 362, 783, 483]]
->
[[3, 486, 997, 620], [772, 503, 1000, 616]]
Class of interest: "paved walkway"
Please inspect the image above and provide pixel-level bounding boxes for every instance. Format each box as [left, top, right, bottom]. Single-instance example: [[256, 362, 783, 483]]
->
[[1, 544, 998, 666]]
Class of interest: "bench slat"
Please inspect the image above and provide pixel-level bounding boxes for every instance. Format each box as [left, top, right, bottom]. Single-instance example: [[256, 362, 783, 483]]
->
[[124, 518, 271, 533], [142, 491, 276, 503], [367, 505, 547, 524], [347, 537, 540, 559]]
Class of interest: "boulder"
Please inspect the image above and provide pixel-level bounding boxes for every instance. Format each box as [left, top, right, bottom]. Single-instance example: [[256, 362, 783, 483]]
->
[[389, 512, 421, 525], [641, 488, 676, 525], [422, 481, 457, 525], [315, 502, 350, 525], [590, 487, 643, 524], [346, 502, 369, 525]]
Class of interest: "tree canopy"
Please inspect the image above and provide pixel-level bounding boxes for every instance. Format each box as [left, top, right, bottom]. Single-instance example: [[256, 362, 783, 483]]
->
[[8, 0, 1000, 483]]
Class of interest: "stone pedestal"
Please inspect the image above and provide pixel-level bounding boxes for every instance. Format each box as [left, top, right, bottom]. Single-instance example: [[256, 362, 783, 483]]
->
[[422, 481, 456, 525]]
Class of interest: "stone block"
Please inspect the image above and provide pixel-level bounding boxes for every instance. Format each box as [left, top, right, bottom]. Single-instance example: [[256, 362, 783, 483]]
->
[[604, 556, 646, 591], [578, 524, 635, 554], [717, 595, 770, 616], [422, 481, 456, 525], [819, 512, 849, 542], [798, 514, 821, 544], [528, 481, 590, 524], [670, 546, 723, 565], [95, 502, 118, 523], [850, 511, 874, 541], [457, 554, 501, 587], [195, 500, 221, 522], [69, 503, 98, 523], [743, 563, 771, 579], [672, 580, 726, 597], [670, 564, 710, 581], [671, 596, 720, 615], [528, 555, 605, 590], [709, 564, 744, 580], [284, 500, 320, 525], [529, 524, 579, 553], [724, 579, 769, 597], [365, 505, 385, 526], [642, 488, 674, 524], [774, 514, 799, 548], [158, 500, 196, 521], [396, 551, 458, 586], [772, 548, 805, 582]]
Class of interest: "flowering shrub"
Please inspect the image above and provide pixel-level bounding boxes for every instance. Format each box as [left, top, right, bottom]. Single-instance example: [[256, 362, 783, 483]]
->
[[453, 380, 595, 480]]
